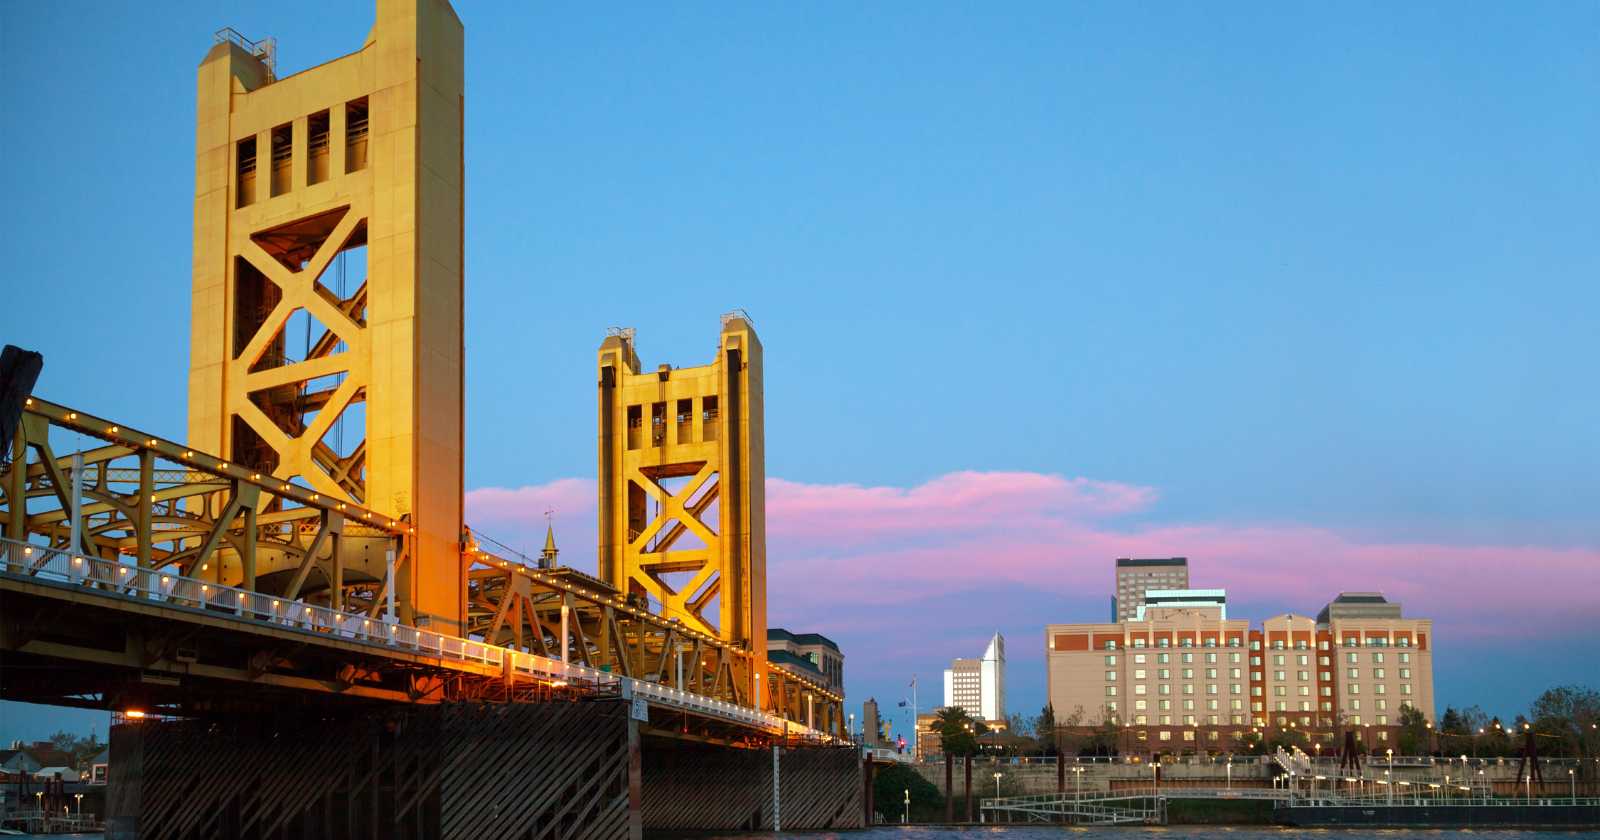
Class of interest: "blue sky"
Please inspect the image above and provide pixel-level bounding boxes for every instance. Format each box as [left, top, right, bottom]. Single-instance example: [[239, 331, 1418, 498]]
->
[[1, 1, 1596, 743]]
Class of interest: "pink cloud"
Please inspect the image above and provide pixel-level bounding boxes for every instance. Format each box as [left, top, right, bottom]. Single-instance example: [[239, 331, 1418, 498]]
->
[[466, 471, 1600, 648]]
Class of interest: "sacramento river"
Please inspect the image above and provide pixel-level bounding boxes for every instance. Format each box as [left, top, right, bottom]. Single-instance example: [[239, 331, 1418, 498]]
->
[[701, 829, 1600, 839]]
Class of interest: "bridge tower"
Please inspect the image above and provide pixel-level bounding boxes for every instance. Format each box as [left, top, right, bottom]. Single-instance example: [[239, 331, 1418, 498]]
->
[[187, 1, 465, 633], [597, 317, 767, 698]]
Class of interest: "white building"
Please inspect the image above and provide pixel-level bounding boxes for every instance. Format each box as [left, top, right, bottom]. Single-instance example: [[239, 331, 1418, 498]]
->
[[943, 632, 1006, 723]]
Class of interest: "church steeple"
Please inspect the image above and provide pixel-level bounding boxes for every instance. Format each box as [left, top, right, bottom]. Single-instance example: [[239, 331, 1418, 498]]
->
[[539, 511, 559, 569]]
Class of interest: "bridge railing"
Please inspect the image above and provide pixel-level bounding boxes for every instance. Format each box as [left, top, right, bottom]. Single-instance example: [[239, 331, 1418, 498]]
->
[[1, 535, 832, 739]]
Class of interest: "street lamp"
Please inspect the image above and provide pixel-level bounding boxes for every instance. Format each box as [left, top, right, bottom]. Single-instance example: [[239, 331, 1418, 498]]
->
[[1071, 765, 1085, 799], [74, 793, 82, 816], [993, 771, 1003, 800], [903, 788, 910, 824], [1570, 769, 1576, 802]]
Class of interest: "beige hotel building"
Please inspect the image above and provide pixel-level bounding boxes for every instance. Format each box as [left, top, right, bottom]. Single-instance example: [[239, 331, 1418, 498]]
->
[[1045, 591, 1434, 752]]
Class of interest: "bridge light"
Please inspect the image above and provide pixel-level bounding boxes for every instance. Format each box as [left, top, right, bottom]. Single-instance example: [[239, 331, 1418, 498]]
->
[[148, 439, 158, 446], [68, 412, 78, 420], [123, 710, 147, 719], [252, 473, 260, 480], [220, 462, 228, 470], [109, 426, 118, 433]]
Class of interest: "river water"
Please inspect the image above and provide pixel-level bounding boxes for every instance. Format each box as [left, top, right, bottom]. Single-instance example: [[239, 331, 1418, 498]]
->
[[703, 829, 1600, 839]]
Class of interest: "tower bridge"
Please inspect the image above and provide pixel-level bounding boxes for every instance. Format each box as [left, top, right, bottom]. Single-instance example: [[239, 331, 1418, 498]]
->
[[0, 2, 861, 837]]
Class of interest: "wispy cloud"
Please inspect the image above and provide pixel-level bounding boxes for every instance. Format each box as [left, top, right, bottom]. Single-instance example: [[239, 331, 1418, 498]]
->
[[466, 471, 1600, 712]]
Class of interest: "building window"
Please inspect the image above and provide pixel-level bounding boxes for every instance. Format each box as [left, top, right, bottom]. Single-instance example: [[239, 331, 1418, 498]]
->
[[1348, 668, 1359, 679], [1230, 668, 1241, 679], [1135, 684, 1147, 696], [1207, 653, 1218, 663], [1349, 684, 1361, 694], [1183, 699, 1195, 711], [1135, 700, 1147, 711], [1183, 653, 1194, 664], [1273, 654, 1285, 666], [1231, 699, 1243, 710], [1351, 699, 1361, 711], [1297, 654, 1309, 666], [1375, 684, 1386, 695], [1274, 686, 1286, 697], [1159, 685, 1171, 695], [1376, 715, 1389, 725], [1297, 671, 1309, 681], [1346, 652, 1358, 664], [1399, 668, 1410, 679], [1159, 700, 1171, 711], [1373, 668, 1385, 679], [1183, 685, 1194, 695], [1105, 655, 1118, 666], [1107, 671, 1118, 681], [1207, 684, 1219, 695], [1159, 731, 1171, 741], [1373, 652, 1385, 663], [1399, 653, 1410, 664], [1375, 699, 1387, 711], [1319, 656, 1331, 666], [1274, 671, 1286, 681], [1401, 684, 1412, 695], [1377, 730, 1388, 740], [1230, 652, 1242, 664], [1134, 654, 1147, 664], [1298, 686, 1309, 696], [1231, 684, 1242, 695], [1106, 685, 1118, 696]]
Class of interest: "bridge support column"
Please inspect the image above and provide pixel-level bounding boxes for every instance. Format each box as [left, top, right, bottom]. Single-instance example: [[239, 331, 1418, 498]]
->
[[108, 701, 634, 840], [944, 753, 953, 822], [863, 757, 875, 825], [964, 754, 973, 822], [640, 738, 861, 831]]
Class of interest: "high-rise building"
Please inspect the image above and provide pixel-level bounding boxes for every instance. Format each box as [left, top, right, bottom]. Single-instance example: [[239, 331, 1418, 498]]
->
[[943, 632, 1005, 723], [1045, 590, 1434, 752], [1115, 558, 1189, 622]]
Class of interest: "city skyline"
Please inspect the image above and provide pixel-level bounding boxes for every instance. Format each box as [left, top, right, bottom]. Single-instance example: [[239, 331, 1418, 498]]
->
[[3, 1, 1598, 742]]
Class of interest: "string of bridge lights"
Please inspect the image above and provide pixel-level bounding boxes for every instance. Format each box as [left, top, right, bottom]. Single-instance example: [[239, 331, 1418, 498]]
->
[[27, 397, 841, 705]]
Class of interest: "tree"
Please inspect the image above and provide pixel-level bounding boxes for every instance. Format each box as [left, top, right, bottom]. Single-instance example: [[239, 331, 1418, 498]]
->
[[1006, 712, 1031, 739], [1034, 704, 1058, 754], [872, 763, 943, 823], [46, 729, 103, 765], [1084, 704, 1121, 756], [1396, 704, 1429, 756], [934, 706, 986, 757], [1530, 684, 1600, 759]]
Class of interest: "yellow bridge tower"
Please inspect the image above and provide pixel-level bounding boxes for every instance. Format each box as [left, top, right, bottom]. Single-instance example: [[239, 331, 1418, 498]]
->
[[187, 0, 466, 633], [597, 316, 767, 698]]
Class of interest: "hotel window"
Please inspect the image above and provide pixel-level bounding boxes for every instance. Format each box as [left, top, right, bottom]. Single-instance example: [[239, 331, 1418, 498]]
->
[[1374, 684, 1386, 695], [1159, 669, 1171, 679], [1159, 731, 1172, 741], [1134, 654, 1146, 664], [1159, 638, 1171, 647], [1349, 684, 1360, 694], [1159, 685, 1171, 695], [1159, 699, 1171, 710], [1183, 684, 1195, 695], [1205, 639, 1217, 648], [1375, 699, 1387, 711], [1273, 654, 1285, 666], [1320, 702, 1333, 712], [1135, 685, 1147, 695], [1346, 652, 1358, 664], [1132, 669, 1144, 680], [1376, 715, 1388, 725], [1350, 714, 1362, 724], [1105, 641, 1117, 650], [1183, 715, 1196, 725], [1134, 639, 1146, 648], [1135, 699, 1147, 711], [1373, 652, 1385, 663], [1320, 687, 1332, 697], [1183, 653, 1194, 664], [1274, 671, 1286, 681], [1206, 668, 1217, 679], [1183, 699, 1195, 710], [1401, 684, 1412, 695], [1297, 654, 1309, 666], [1208, 699, 1219, 710], [1320, 672, 1331, 681], [1350, 699, 1361, 710], [1273, 640, 1285, 650], [1160, 715, 1171, 724], [1207, 653, 1218, 663], [1106, 685, 1118, 696], [1299, 701, 1311, 712], [1250, 656, 1261, 666], [1296, 671, 1308, 681], [1319, 656, 1331, 666], [1135, 715, 1148, 724], [1251, 686, 1262, 697], [1106, 671, 1118, 681], [1373, 668, 1385, 679], [1105, 655, 1117, 666], [1231, 699, 1243, 710], [1230, 653, 1242, 664], [1320, 640, 1331, 650], [1183, 668, 1194, 679], [1399, 668, 1411, 679], [1252, 702, 1263, 712], [1297, 641, 1309, 650], [1250, 640, 1261, 651], [1181, 638, 1194, 648], [1107, 701, 1118, 712], [1275, 704, 1287, 714], [1230, 668, 1241, 679], [1251, 671, 1262, 681], [1230, 638, 1242, 648], [1377, 731, 1388, 741], [1298, 686, 1310, 696], [1347, 668, 1359, 679], [1399, 652, 1411, 664], [1158, 653, 1170, 664], [1231, 684, 1242, 695], [1274, 686, 1286, 697], [1398, 637, 1410, 647]]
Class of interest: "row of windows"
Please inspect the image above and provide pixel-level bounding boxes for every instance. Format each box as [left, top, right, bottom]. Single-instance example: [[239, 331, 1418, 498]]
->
[[1133, 698, 1244, 712], [1101, 637, 1420, 652], [236, 98, 369, 208]]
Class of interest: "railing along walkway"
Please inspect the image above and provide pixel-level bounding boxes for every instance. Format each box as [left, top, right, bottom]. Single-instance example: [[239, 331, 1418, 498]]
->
[[0, 536, 826, 739]]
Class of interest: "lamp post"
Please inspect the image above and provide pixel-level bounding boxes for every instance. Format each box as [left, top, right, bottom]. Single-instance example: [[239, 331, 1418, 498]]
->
[[1072, 766, 1085, 800], [993, 771, 1003, 801], [903, 788, 909, 824], [74, 793, 82, 816], [1524, 775, 1531, 800], [849, 713, 856, 744], [1570, 769, 1576, 802]]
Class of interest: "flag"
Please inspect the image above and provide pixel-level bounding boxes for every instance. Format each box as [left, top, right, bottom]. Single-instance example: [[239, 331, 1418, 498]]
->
[[898, 700, 908, 708]]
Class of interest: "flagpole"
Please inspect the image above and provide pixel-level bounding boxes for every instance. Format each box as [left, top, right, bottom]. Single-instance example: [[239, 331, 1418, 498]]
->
[[912, 675, 918, 760]]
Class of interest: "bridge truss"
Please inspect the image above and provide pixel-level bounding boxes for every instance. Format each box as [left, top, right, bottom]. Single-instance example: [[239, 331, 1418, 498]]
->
[[0, 398, 842, 738]]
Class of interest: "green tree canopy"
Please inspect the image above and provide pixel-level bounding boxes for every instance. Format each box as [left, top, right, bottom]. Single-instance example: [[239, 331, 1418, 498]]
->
[[872, 763, 943, 824], [934, 706, 987, 756]]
